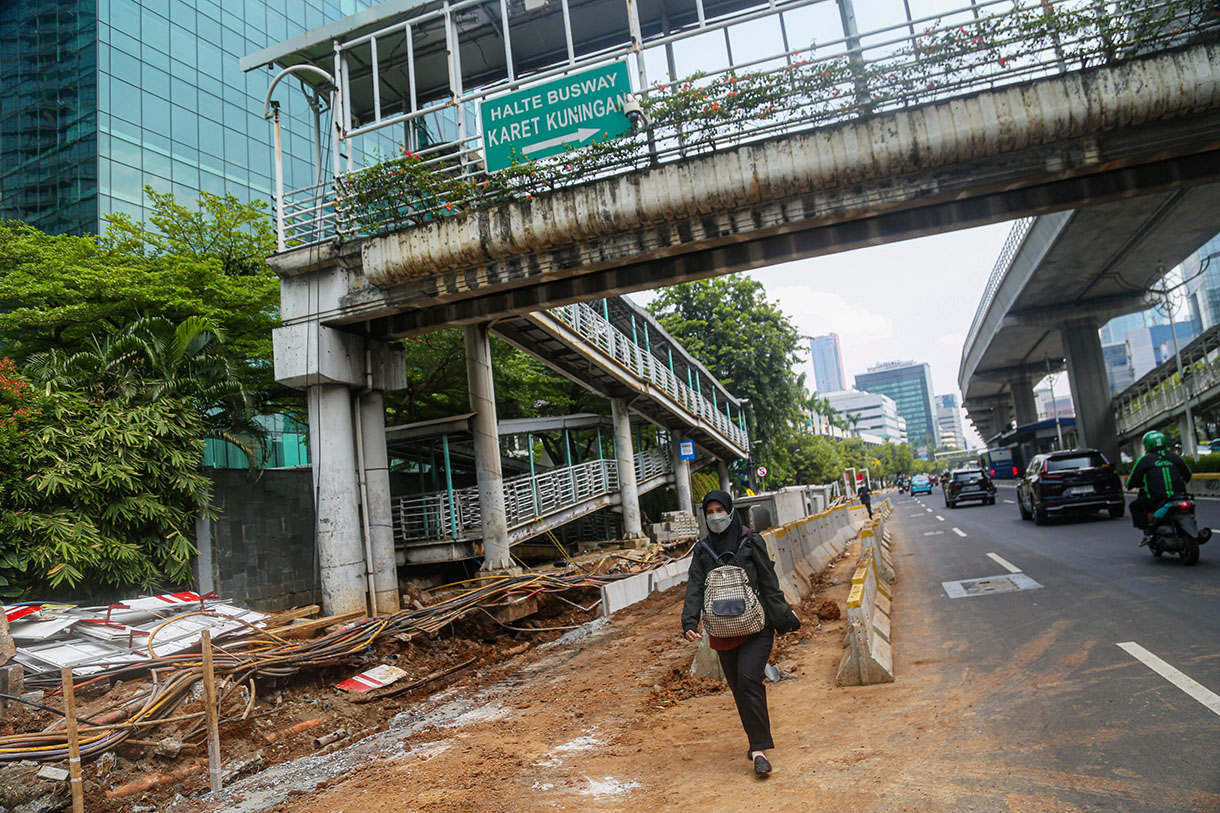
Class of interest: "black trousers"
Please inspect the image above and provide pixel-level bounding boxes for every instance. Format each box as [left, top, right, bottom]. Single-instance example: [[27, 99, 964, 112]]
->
[[862, 499, 872, 518], [716, 627, 775, 752]]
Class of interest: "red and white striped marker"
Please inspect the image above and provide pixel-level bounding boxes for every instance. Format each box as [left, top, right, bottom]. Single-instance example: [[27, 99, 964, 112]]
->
[[336, 665, 408, 693]]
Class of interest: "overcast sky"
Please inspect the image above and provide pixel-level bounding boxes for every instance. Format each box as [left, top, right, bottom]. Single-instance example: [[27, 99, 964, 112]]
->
[[633, 221, 1016, 448]]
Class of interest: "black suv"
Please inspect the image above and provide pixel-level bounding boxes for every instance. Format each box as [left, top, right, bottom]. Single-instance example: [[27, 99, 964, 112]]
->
[[1017, 449, 1124, 525], [944, 468, 997, 508]]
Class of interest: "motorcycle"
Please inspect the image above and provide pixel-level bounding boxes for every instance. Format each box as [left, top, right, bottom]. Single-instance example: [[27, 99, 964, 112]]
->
[[1141, 495, 1212, 565]]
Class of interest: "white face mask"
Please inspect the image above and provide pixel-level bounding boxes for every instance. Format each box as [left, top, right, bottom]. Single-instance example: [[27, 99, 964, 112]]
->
[[706, 511, 733, 534]]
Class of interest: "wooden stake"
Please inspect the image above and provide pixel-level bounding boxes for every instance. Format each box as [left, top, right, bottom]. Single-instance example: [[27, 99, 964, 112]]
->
[[200, 630, 222, 793], [60, 667, 84, 813]]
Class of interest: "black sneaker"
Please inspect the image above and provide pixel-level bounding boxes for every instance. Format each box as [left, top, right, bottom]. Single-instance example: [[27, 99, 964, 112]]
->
[[753, 754, 772, 776]]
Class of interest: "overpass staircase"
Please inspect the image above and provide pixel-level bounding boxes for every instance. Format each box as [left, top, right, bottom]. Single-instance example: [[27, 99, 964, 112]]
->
[[392, 444, 680, 564]]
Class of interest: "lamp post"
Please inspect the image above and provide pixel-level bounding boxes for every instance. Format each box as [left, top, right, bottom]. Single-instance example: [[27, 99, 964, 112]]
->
[[1152, 263, 1197, 456], [1045, 357, 1064, 450]]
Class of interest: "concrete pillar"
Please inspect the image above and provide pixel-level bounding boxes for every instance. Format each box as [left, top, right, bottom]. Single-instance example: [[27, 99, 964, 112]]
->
[[307, 384, 368, 615], [717, 459, 731, 493], [1134, 435, 1146, 458], [464, 324, 515, 572], [358, 391, 400, 614], [670, 430, 693, 515], [1010, 377, 1039, 428], [611, 397, 644, 538], [1062, 319, 1119, 462], [1179, 413, 1198, 458]]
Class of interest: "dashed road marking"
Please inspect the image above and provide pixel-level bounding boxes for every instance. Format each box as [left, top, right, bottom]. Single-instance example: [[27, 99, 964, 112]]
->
[[986, 552, 1022, 573], [952, 528, 967, 537], [936, 515, 945, 522], [923, 530, 944, 536], [925, 508, 933, 513], [1117, 642, 1220, 717], [1003, 499, 1015, 504]]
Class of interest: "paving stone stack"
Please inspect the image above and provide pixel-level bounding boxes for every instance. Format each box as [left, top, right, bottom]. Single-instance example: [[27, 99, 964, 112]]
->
[[652, 511, 699, 543]]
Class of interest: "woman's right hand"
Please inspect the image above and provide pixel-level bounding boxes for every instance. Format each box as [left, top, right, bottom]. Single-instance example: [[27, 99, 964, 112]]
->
[[684, 629, 702, 642]]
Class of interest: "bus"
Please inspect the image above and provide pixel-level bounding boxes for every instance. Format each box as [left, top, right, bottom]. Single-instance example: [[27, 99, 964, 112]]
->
[[979, 447, 1021, 479]]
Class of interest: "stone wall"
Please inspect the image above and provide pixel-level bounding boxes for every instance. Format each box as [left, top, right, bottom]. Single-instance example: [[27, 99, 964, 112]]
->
[[195, 468, 319, 611]]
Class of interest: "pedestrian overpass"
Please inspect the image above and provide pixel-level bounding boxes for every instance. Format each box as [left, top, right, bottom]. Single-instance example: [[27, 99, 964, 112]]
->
[[245, 0, 1220, 613]]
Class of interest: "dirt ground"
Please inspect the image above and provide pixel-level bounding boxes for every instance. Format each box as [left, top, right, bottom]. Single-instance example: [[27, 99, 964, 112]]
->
[[192, 541, 951, 813]]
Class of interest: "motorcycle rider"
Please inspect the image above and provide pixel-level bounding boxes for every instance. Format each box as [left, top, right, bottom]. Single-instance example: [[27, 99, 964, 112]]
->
[[1127, 430, 1193, 542]]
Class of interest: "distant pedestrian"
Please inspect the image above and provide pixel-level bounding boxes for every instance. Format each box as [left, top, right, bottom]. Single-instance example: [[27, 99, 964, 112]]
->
[[857, 482, 872, 518], [682, 489, 801, 777]]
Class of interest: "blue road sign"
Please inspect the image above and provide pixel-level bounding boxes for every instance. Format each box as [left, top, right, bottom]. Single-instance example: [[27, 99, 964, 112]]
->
[[679, 440, 695, 460]]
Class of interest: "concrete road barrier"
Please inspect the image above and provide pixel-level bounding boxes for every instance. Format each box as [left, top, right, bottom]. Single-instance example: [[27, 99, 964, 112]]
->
[[836, 550, 895, 686], [861, 512, 896, 586]]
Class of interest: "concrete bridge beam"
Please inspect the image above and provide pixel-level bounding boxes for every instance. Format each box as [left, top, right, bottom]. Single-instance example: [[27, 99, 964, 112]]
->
[[1062, 319, 1120, 463], [358, 390, 400, 615], [671, 431, 693, 516], [611, 398, 645, 540], [307, 384, 367, 615], [1010, 376, 1040, 428], [464, 323, 517, 573]]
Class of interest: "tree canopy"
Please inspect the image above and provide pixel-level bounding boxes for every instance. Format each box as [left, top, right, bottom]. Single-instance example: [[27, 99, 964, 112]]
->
[[0, 189, 281, 406], [648, 276, 807, 482]]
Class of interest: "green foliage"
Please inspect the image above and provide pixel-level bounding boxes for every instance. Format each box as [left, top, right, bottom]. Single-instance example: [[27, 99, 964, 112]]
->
[[105, 187, 276, 277], [387, 327, 607, 425], [648, 276, 806, 483], [6, 391, 210, 593], [0, 359, 38, 597], [0, 190, 281, 407]]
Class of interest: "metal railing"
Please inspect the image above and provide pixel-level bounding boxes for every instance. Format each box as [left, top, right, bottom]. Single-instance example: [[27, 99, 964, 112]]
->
[[264, 0, 1216, 247], [550, 301, 750, 452], [962, 216, 1035, 362], [392, 446, 676, 544], [1115, 359, 1220, 435]]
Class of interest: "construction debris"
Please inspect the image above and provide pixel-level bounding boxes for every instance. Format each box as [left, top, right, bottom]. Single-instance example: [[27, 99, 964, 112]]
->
[[336, 665, 408, 693], [5, 592, 269, 678]]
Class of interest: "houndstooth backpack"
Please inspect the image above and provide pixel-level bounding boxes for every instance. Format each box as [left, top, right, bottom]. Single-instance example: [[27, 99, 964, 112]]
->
[[699, 538, 766, 638]]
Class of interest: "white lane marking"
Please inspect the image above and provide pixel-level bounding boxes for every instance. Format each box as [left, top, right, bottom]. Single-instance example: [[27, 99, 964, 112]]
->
[[908, 513, 925, 518], [1003, 499, 1015, 504], [1117, 642, 1220, 717], [923, 530, 944, 536], [952, 528, 967, 537], [986, 552, 1022, 573], [925, 508, 933, 513], [936, 515, 945, 522]]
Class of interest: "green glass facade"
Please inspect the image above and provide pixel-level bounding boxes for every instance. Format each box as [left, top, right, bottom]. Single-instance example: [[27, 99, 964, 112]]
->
[[854, 362, 939, 455], [1, 0, 384, 234]]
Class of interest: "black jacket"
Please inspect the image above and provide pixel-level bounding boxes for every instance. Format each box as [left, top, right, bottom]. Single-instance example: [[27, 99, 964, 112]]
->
[[681, 528, 800, 635], [1127, 449, 1192, 501]]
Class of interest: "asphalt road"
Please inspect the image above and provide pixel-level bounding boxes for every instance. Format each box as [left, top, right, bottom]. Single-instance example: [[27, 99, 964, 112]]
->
[[891, 483, 1220, 810]]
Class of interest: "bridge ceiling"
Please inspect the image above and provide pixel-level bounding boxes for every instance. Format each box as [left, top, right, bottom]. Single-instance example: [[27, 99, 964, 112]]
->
[[960, 182, 1220, 406]]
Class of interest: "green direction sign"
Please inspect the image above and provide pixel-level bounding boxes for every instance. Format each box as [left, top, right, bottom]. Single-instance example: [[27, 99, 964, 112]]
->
[[481, 62, 633, 172]]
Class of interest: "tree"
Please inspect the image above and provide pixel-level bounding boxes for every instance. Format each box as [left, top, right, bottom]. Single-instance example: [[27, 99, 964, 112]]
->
[[0, 191, 281, 406], [0, 317, 255, 595], [649, 276, 806, 482]]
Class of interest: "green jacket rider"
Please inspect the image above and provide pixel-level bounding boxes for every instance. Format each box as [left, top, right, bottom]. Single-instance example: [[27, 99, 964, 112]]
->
[[1126, 430, 1192, 530]]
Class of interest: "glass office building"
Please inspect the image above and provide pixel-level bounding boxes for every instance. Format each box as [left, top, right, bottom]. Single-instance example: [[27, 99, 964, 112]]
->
[[1, 0, 388, 235], [855, 360, 940, 455]]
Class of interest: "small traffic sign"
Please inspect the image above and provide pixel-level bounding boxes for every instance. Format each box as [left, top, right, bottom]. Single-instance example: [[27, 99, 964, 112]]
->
[[679, 440, 696, 460], [756, 465, 769, 479], [481, 62, 633, 172]]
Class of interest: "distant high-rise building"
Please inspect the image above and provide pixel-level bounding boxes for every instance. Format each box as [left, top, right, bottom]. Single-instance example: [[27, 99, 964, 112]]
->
[[1035, 388, 1074, 420], [810, 334, 846, 394], [855, 360, 939, 455], [824, 390, 906, 444], [935, 393, 966, 450]]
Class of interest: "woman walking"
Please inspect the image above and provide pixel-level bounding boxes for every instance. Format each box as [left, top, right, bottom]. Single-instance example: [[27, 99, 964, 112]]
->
[[682, 489, 800, 776]]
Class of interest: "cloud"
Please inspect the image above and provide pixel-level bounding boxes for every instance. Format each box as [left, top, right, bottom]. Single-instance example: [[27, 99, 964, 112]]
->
[[937, 331, 967, 349], [770, 286, 895, 343]]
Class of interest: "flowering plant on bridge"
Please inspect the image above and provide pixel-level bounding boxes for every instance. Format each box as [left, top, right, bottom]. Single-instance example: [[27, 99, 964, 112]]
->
[[333, 0, 1215, 236]]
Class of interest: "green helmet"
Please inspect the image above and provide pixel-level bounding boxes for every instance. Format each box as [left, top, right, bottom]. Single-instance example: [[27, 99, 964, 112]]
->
[[1143, 430, 1168, 452]]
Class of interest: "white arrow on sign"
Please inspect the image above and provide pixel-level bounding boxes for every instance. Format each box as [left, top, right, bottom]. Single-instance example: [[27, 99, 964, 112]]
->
[[521, 127, 600, 156]]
